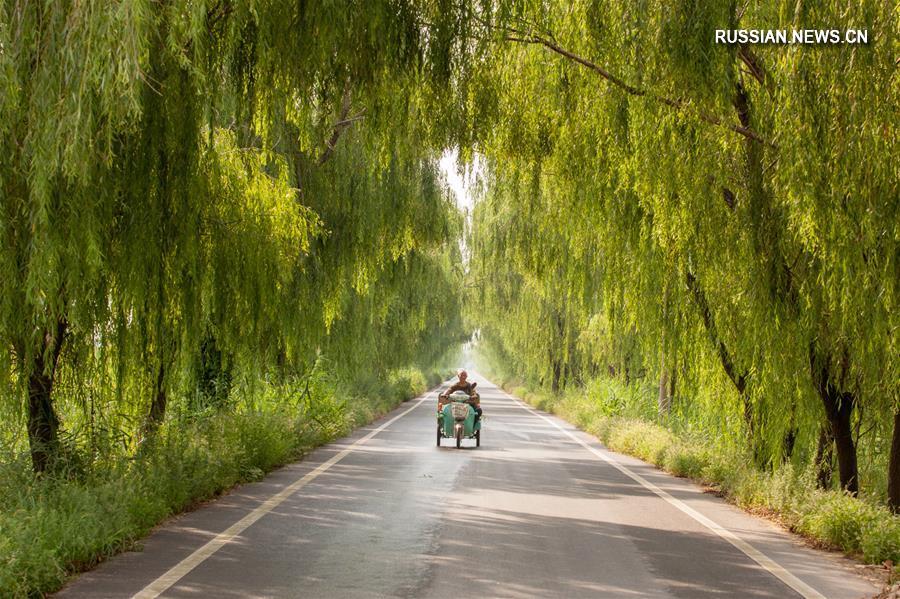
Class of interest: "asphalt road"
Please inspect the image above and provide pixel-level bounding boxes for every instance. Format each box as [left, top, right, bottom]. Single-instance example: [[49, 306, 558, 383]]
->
[[58, 373, 879, 598]]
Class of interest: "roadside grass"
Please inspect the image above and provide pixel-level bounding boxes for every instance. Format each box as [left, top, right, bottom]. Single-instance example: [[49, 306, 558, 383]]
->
[[0, 367, 443, 598], [499, 376, 900, 567]]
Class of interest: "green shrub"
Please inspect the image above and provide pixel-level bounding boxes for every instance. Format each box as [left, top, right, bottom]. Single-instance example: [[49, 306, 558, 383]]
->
[[799, 492, 882, 554], [861, 516, 900, 564], [699, 454, 730, 486], [665, 444, 707, 478], [387, 367, 427, 399]]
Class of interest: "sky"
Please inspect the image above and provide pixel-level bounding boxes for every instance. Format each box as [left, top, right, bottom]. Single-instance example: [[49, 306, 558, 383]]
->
[[438, 148, 482, 270], [438, 147, 480, 212]]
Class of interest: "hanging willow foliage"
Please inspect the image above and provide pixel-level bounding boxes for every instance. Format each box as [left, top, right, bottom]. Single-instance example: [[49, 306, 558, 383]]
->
[[0, 0, 468, 473], [0, 0, 895, 514], [461, 0, 897, 504]]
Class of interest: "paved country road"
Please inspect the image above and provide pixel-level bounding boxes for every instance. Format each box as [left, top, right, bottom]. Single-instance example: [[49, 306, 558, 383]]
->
[[58, 374, 879, 599]]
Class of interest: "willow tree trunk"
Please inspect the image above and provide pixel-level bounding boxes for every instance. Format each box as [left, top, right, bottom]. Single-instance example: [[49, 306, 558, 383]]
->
[[550, 310, 565, 393], [684, 270, 752, 448], [814, 423, 834, 489], [26, 319, 67, 473], [829, 397, 858, 495], [782, 428, 796, 462], [888, 410, 900, 513], [811, 346, 859, 495], [782, 400, 797, 462], [551, 360, 562, 394], [657, 366, 671, 418], [144, 361, 167, 436], [657, 312, 672, 417]]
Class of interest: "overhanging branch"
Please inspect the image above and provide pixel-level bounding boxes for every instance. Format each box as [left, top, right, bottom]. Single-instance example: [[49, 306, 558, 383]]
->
[[317, 85, 366, 166], [500, 28, 775, 148], [684, 270, 748, 394]]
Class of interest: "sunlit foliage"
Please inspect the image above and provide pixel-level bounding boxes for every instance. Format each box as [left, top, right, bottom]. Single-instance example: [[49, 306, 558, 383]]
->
[[0, 0, 467, 473], [463, 0, 897, 504]]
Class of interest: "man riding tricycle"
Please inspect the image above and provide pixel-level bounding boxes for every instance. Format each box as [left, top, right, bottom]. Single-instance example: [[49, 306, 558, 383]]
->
[[437, 369, 482, 448]]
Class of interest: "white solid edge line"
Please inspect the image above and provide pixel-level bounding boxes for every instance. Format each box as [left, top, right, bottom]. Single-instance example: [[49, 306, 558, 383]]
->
[[504, 390, 825, 599], [133, 392, 433, 599]]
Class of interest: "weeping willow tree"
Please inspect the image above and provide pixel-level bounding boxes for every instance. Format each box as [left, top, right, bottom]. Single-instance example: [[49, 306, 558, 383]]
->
[[460, 0, 897, 504], [0, 0, 469, 473]]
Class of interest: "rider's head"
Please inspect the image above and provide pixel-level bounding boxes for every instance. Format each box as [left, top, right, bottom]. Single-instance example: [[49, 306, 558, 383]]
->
[[457, 369, 468, 382]]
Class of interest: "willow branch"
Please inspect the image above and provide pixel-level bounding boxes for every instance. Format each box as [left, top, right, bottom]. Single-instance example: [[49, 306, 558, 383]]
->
[[738, 45, 774, 94], [501, 30, 775, 148], [685, 270, 748, 394], [317, 85, 366, 166]]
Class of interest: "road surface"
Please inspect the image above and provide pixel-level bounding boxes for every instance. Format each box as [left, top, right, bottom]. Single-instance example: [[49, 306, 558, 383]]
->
[[59, 373, 879, 598]]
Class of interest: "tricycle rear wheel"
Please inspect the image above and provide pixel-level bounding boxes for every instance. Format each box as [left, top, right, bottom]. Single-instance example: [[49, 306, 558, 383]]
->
[[437, 424, 441, 447], [475, 429, 480, 447]]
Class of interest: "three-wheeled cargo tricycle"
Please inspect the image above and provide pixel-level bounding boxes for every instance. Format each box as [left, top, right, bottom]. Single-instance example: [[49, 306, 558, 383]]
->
[[437, 391, 481, 448]]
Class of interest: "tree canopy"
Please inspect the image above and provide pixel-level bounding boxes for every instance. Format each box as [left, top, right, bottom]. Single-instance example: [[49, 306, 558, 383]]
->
[[0, 0, 896, 513], [462, 0, 897, 504]]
